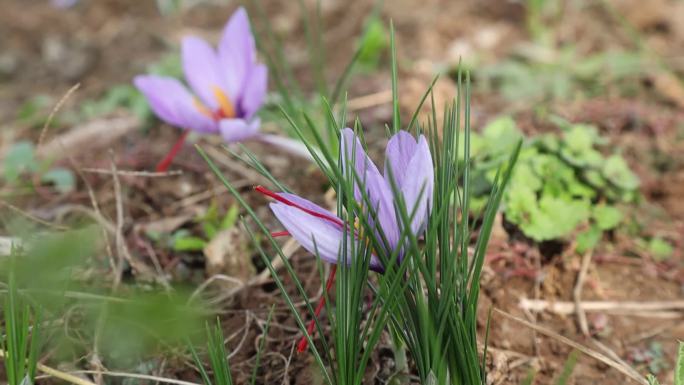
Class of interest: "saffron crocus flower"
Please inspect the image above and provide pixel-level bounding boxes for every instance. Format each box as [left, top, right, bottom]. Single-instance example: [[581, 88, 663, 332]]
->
[[263, 128, 433, 270], [135, 7, 266, 142], [256, 128, 434, 352], [134, 7, 267, 171]]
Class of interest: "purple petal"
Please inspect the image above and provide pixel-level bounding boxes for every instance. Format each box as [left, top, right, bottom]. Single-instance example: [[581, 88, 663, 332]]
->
[[240, 64, 267, 119], [218, 118, 260, 143], [270, 202, 383, 271], [133, 75, 216, 133], [182, 36, 225, 110], [51, 0, 79, 8], [271, 202, 345, 265], [274, 192, 340, 222], [384, 131, 418, 190], [398, 135, 434, 235], [218, 7, 256, 101], [340, 128, 399, 248]]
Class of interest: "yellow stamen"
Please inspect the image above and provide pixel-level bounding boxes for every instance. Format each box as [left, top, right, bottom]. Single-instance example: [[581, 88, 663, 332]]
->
[[353, 217, 373, 249], [212, 86, 236, 118], [193, 98, 214, 119]]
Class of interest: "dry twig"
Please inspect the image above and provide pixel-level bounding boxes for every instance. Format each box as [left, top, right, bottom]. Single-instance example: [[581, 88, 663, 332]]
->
[[81, 169, 183, 177], [203, 145, 271, 186], [38, 83, 81, 149], [519, 298, 684, 317], [38, 370, 200, 385], [38, 115, 140, 160], [494, 308, 648, 385], [346, 90, 393, 111], [0, 349, 97, 385], [573, 251, 593, 336], [109, 152, 126, 288], [0, 200, 69, 231], [167, 182, 249, 212]]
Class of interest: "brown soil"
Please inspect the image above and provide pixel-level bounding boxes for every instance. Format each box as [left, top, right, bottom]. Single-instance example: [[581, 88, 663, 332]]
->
[[1, 1, 683, 384]]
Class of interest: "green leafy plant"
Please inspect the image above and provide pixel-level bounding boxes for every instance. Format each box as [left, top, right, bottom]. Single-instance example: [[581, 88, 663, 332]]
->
[[4, 141, 38, 184], [155, 0, 183, 15], [633, 342, 668, 375], [481, 0, 648, 106], [3, 140, 76, 194], [470, 116, 639, 245], [16, 95, 53, 128], [645, 341, 683, 385], [171, 203, 239, 252], [647, 237, 674, 261], [356, 14, 388, 70], [477, 46, 646, 105]]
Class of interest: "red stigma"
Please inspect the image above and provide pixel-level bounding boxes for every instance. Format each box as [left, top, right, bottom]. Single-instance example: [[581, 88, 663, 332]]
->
[[212, 108, 228, 121], [270, 231, 290, 238], [254, 186, 344, 227]]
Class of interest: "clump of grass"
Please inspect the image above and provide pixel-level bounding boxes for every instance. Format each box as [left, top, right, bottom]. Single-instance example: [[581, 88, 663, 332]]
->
[[190, 319, 235, 385], [1, 268, 41, 385], [190, 306, 275, 385], [199, 25, 520, 384]]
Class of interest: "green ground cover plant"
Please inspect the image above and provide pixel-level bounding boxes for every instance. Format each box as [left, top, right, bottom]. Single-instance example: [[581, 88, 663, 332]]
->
[[469, 115, 639, 249]]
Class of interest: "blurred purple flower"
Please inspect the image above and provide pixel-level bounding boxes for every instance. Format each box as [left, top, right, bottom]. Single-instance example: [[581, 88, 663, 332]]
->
[[134, 7, 267, 143], [51, 0, 79, 8], [260, 128, 434, 272]]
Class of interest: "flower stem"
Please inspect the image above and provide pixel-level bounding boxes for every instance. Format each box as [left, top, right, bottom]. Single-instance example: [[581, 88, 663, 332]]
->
[[297, 265, 337, 353], [155, 130, 189, 172]]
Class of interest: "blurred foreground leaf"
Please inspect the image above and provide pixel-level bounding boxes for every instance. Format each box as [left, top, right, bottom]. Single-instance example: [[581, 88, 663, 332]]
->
[[93, 290, 205, 366]]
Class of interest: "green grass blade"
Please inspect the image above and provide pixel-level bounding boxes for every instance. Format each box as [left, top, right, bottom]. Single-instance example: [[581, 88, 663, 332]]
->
[[675, 341, 684, 385], [407, 75, 439, 132], [522, 367, 537, 385], [189, 339, 214, 385], [250, 305, 275, 385], [209, 320, 233, 385], [297, 0, 328, 97], [389, 20, 400, 134], [554, 350, 579, 385], [330, 47, 363, 107], [26, 309, 41, 383]]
